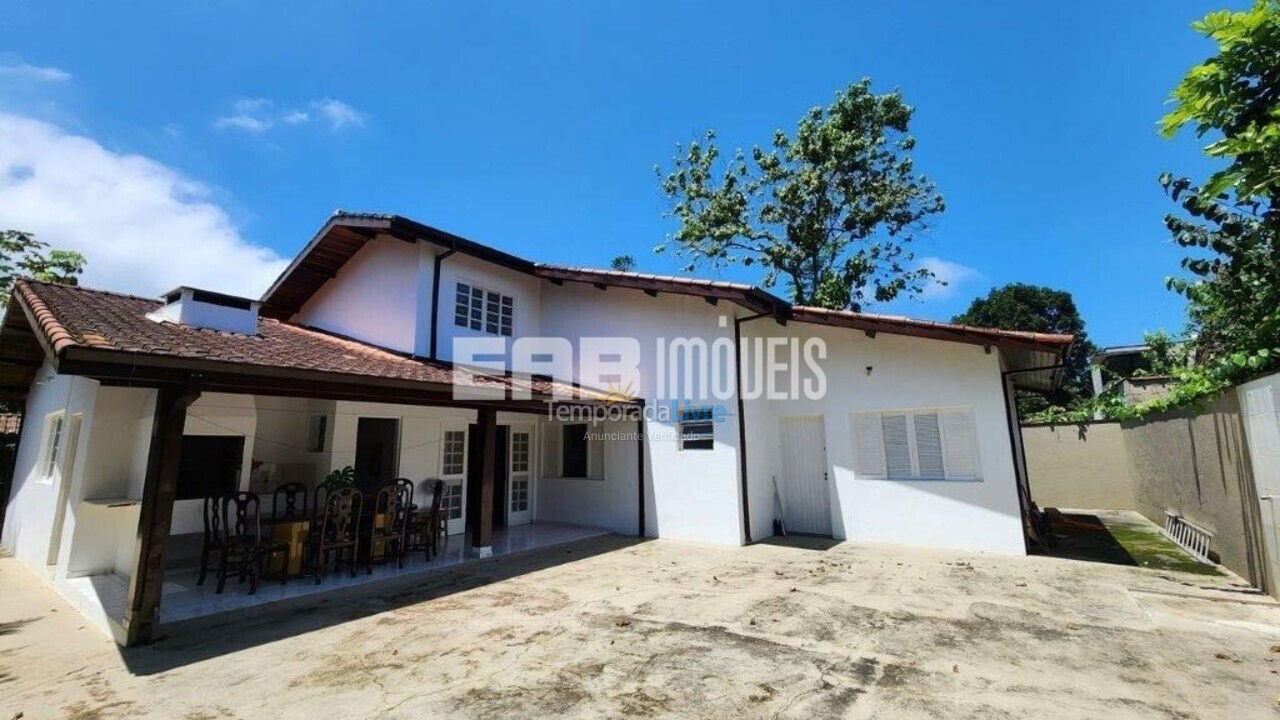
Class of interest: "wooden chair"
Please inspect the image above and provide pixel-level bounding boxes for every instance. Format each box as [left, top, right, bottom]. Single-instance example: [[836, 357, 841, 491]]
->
[[368, 481, 410, 571], [405, 479, 444, 562], [271, 482, 309, 523], [215, 492, 289, 595], [396, 477, 415, 506], [311, 487, 362, 584], [196, 493, 226, 586]]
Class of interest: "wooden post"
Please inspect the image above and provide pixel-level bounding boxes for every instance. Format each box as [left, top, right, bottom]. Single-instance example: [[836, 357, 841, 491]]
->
[[122, 385, 200, 646], [471, 407, 497, 556]]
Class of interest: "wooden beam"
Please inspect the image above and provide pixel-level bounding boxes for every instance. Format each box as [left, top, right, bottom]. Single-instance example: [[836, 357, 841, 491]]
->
[[471, 408, 497, 554], [121, 384, 201, 646], [704, 296, 718, 306], [643, 289, 658, 297]]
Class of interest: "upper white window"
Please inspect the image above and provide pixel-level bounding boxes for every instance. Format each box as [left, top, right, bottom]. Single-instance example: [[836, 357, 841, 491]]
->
[[454, 282, 513, 337], [851, 408, 981, 480], [41, 413, 65, 479]]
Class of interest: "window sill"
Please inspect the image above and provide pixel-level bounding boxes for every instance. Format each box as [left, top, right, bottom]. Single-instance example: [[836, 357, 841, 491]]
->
[[871, 475, 983, 483]]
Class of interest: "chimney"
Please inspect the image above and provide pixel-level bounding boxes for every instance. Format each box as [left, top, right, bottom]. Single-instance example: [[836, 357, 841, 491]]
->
[[147, 287, 261, 335]]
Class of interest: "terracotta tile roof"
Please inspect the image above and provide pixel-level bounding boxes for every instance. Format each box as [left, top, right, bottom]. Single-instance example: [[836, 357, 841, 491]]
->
[[789, 306, 1075, 349], [262, 212, 1072, 358], [13, 279, 619, 403]]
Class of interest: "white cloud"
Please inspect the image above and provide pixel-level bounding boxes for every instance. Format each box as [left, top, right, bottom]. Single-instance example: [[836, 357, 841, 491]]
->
[[214, 97, 365, 134], [309, 98, 365, 130], [213, 114, 273, 134], [0, 62, 71, 83], [917, 256, 983, 300], [0, 112, 289, 298]]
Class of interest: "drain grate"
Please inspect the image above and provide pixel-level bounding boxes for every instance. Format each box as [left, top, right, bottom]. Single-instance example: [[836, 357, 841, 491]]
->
[[1161, 511, 1214, 564]]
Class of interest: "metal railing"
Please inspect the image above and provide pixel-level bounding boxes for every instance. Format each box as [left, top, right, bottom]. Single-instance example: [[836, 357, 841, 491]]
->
[[1161, 510, 1215, 564]]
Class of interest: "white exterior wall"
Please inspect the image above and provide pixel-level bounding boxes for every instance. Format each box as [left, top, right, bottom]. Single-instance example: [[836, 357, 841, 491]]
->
[[1238, 372, 1280, 597], [538, 282, 744, 545], [535, 417, 640, 535], [434, 252, 542, 365], [742, 321, 1025, 555], [1, 361, 96, 572], [293, 233, 429, 353]]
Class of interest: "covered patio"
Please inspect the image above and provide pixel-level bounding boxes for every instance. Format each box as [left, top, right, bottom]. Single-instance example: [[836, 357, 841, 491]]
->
[[66, 521, 608, 630], [0, 280, 645, 646]]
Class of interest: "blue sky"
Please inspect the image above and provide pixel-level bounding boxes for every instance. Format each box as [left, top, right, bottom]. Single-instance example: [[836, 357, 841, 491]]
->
[[0, 1, 1236, 346]]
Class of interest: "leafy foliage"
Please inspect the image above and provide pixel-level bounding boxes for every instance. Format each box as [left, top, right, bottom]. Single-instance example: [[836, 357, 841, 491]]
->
[[610, 255, 636, 272], [656, 79, 945, 310], [1032, 1, 1280, 425], [0, 230, 86, 301], [322, 465, 356, 489], [952, 284, 1096, 414], [1159, 1, 1280, 201]]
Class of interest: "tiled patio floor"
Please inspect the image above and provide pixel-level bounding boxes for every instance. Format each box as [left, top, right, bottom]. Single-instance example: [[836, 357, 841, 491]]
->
[[64, 522, 607, 630]]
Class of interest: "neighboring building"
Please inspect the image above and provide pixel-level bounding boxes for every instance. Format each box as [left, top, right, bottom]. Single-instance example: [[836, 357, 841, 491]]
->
[[0, 212, 1072, 645], [1091, 344, 1177, 404]]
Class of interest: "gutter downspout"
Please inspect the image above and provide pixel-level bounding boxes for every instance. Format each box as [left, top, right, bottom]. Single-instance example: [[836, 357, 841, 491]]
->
[[635, 400, 646, 538], [734, 311, 773, 544], [429, 248, 457, 361]]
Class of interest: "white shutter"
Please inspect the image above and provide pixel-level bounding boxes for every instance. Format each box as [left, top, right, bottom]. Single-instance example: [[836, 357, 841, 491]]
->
[[851, 413, 886, 477], [541, 424, 560, 478], [940, 410, 981, 479], [912, 413, 944, 478], [881, 414, 913, 478], [588, 424, 605, 480]]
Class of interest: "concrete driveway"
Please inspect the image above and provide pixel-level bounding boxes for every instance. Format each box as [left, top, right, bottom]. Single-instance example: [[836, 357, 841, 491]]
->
[[2, 532, 1279, 719]]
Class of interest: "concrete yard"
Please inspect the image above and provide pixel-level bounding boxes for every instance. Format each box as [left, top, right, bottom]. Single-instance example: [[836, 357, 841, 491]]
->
[[2, 532, 1279, 720]]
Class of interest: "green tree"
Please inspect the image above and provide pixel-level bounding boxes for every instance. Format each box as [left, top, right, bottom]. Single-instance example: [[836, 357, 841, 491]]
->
[[656, 79, 944, 310], [1159, 0, 1280, 378], [610, 255, 636, 272], [0, 230, 86, 302], [952, 284, 1095, 413]]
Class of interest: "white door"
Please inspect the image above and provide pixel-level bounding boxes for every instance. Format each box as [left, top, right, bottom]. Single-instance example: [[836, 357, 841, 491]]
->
[[777, 415, 831, 536], [507, 425, 533, 526], [439, 427, 468, 535]]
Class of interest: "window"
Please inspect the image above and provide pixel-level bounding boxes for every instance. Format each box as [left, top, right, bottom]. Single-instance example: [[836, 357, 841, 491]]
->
[[41, 413, 64, 479], [454, 282, 513, 337], [176, 436, 244, 500], [441, 430, 466, 475], [562, 423, 588, 477], [851, 408, 981, 480], [678, 406, 715, 451]]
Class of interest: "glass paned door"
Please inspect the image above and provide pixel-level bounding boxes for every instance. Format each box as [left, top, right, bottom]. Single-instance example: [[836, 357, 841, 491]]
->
[[508, 426, 533, 525], [440, 427, 468, 535]]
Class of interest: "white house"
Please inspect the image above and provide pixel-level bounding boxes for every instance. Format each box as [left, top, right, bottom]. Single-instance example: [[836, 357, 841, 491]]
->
[[0, 211, 1071, 645]]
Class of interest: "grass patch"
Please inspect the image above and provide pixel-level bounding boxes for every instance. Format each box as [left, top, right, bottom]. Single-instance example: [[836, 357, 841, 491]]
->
[[1101, 515, 1222, 577], [1036, 511, 1222, 577]]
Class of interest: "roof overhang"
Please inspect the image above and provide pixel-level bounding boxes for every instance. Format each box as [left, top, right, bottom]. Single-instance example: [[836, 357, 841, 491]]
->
[[260, 213, 536, 320], [788, 306, 1073, 393], [532, 265, 786, 315]]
